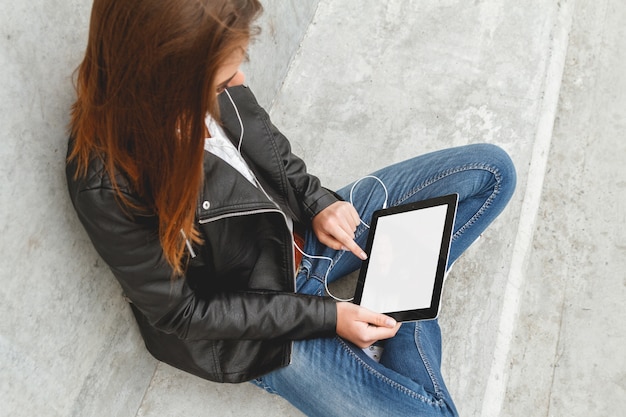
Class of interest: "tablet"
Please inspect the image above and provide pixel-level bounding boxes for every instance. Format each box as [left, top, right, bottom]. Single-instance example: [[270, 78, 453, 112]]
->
[[353, 194, 458, 322]]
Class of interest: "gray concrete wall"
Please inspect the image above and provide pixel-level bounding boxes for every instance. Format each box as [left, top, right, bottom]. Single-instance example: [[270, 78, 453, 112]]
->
[[502, 1, 626, 414], [0, 1, 319, 416], [243, 0, 321, 108]]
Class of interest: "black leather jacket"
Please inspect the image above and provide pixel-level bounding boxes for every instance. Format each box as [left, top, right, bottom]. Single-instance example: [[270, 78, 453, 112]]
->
[[66, 85, 339, 383]]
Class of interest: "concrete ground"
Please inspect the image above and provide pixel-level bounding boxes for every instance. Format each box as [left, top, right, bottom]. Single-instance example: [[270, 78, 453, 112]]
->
[[2, 0, 622, 416], [135, 0, 625, 416]]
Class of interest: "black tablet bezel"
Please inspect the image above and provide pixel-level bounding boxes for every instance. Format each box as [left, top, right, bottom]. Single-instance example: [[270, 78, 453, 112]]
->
[[353, 194, 458, 322]]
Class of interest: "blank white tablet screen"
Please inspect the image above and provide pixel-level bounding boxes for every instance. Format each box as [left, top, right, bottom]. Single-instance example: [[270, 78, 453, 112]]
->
[[359, 204, 448, 314]]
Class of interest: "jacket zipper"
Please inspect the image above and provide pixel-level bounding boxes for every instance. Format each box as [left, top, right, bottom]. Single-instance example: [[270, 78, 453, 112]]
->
[[197, 207, 281, 224], [254, 179, 298, 292]]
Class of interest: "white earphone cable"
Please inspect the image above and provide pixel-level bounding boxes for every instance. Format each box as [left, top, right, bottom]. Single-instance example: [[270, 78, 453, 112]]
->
[[348, 175, 389, 228], [295, 175, 389, 302], [224, 89, 245, 152], [294, 241, 354, 302], [221, 90, 391, 303]]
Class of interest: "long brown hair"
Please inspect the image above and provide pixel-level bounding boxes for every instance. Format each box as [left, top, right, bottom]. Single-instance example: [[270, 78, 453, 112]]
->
[[69, 0, 262, 275]]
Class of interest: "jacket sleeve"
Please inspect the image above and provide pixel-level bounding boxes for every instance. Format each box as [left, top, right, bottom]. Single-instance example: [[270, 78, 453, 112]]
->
[[265, 109, 342, 218], [68, 183, 337, 342], [220, 86, 341, 221]]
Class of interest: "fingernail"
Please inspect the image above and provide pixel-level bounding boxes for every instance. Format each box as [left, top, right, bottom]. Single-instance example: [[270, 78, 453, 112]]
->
[[360, 252, 368, 260], [386, 318, 396, 327]]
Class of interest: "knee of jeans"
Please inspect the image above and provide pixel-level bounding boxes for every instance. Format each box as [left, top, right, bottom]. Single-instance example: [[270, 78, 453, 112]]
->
[[464, 143, 516, 202], [478, 143, 517, 192]]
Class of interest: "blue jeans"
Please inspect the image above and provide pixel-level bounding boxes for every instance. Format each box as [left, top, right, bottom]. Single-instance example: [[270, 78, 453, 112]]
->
[[253, 144, 516, 416]]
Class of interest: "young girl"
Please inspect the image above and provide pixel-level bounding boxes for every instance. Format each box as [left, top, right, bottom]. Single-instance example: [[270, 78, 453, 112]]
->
[[66, 1, 516, 415]]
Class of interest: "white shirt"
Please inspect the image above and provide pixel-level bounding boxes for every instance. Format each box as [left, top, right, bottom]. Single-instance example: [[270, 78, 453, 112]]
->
[[204, 116, 257, 185]]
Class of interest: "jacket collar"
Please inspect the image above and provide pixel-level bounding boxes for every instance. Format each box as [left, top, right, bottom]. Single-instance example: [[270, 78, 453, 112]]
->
[[197, 151, 278, 222]]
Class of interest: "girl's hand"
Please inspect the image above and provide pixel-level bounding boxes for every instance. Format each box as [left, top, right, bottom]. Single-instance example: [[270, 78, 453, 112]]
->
[[335, 302, 400, 348], [312, 201, 368, 260]]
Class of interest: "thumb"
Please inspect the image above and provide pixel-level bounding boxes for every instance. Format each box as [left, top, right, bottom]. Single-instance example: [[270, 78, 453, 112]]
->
[[366, 312, 397, 328]]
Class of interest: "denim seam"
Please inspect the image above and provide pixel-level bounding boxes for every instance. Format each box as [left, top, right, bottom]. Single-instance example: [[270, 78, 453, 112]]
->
[[414, 323, 445, 400], [252, 377, 278, 394], [392, 163, 502, 243], [337, 337, 447, 407]]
